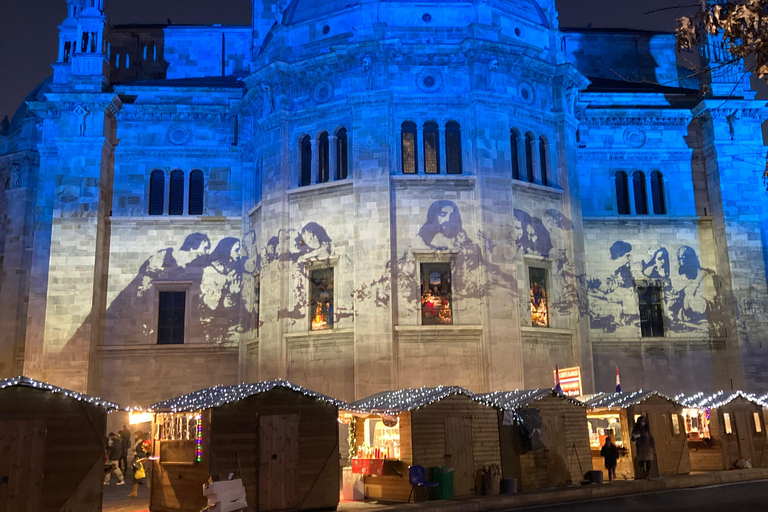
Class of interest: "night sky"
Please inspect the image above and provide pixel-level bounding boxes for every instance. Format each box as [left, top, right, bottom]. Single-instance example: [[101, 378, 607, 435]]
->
[[0, 0, 705, 121]]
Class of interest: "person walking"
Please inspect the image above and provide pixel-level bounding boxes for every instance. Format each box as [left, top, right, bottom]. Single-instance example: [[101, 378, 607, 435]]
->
[[600, 435, 620, 482], [118, 425, 132, 473], [631, 416, 655, 479], [127, 455, 148, 498], [104, 433, 126, 485]]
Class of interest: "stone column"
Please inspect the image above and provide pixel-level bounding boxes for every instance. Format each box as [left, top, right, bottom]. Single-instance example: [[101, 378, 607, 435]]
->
[[311, 138, 319, 184], [438, 125, 446, 174], [328, 134, 338, 181]]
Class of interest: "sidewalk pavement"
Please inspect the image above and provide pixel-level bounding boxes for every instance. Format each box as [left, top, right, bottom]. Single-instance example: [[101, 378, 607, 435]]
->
[[338, 468, 768, 512]]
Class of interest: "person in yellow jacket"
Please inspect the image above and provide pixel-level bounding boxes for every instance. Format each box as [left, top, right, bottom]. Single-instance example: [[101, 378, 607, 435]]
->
[[127, 457, 148, 498]]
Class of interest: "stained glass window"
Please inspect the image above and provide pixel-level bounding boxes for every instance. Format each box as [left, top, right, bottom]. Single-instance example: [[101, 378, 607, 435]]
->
[[420, 263, 452, 325], [525, 132, 535, 183], [445, 121, 462, 174], [529, 267, 548, 327], [319, 131, 329, 183], [633, 171, 648, 214], [401, 122, 417, 174], [169, 170, 184, 215], [337, 128, 348, 180], [423, 121, 439, 174], [510, 129, 520, 180], [615, 171, 630, 215], [300, 135, 312, 186], [188, 170, 204, 215], [310, 268, 334, 330], [149, 169, 164, 215]]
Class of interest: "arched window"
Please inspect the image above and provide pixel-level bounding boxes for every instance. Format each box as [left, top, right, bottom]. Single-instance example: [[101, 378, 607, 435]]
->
[[299, 135, 312, 186], [510, 129, 520, 180], [539, 136, 549, 186], [318, 132, 330, 183], [525, 132, 535, 183], [615, 171, 630, 215], [445, 121, 462, 174], [149, 169, 164, 215], [189, 170, 204, 215], [336, 128, 348, 180], [423, 121, 440, 174], [401, 122, 417, 174], [633, 171, 648, 215], [651, 171, 666, 214], [169, 170, 184, 215]]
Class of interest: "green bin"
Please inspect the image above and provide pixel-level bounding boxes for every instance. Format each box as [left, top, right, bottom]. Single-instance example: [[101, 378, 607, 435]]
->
[[429, 466, 454, 500]]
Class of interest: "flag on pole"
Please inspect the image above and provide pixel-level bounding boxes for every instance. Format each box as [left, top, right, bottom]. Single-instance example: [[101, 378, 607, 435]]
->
[[554, 365, 562, 393], [616, 366, 622, 393]]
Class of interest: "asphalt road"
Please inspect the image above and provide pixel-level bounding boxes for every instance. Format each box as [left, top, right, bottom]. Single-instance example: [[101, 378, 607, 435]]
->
[[510, 479, 768, 512]]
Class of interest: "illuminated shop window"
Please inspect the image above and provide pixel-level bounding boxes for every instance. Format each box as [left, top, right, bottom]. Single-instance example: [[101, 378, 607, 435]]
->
[[682, 408, 710, 440], [638, 283, 664, 337], [651, 171, 666, 215], [755, 412, 762, 433], [671, 414, 681, 435], [615, 171, 630, 215], [310, 268, 334, 331], [510, 129, 520, 180], [633, 171, 648, 214], [724, 413, 733, 434], [539, 135, 549, 186], [149, 169, 164, 215], [529, 267, 548, 327], [423, 121, 440, 174], [445, 121, 462, 174], [587, 414, 624, 448], [401, 122, 417, 174], [360, 417, 401, 460], [299, 135, 312, 187], [525, 132, 535, 183], [318, 131, 330, 183], [420, 263, 452, 325], [158, 291, 185, 345], [336, 128, 348, 180]]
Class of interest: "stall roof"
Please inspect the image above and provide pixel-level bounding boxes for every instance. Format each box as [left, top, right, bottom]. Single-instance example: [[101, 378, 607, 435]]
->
[[348, 386, 481, 415], [476, 388, 585, 410], [584, 390, 680, 410], [675, 390, 763, 409], [0, 375, 121, 411], [149, 379, 345, 413]]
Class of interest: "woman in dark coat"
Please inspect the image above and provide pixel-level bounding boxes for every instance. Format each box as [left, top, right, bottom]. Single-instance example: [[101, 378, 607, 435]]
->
[[631, 416, 655, 479], [600, 436, 620, 482]]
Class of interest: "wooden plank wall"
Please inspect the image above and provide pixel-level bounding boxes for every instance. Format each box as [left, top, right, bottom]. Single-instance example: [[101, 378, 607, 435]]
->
[[209, 388, 339, 512], [0, 386, 107, 512], [355, 413, 413, 501], [410, 395, 500, 496], [716, 398, 768, 468], [630, 396, 691, 477]]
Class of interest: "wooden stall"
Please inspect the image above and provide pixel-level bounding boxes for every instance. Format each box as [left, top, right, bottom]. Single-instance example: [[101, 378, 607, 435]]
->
[[678, 391, 768, 470], [478, 389, 592, 491], [585, 391, 691, 480], [346, 387, 501, 500], [0, 375, 118, 512], [148, 380, 341, 512]]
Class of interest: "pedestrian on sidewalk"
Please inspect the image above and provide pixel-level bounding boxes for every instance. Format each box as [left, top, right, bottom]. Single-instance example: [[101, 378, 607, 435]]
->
[[631, 416, 655, 479], [127, 456, 148, 498], [600, 435, 620, 482], [104, 432, 126, 486]]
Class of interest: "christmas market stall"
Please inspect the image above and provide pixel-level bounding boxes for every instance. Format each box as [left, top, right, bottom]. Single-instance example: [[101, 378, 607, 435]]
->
[[148, 380, 343, 512], [345, 387, 501, 500], [0, 376, 120, 512], [477, 389, 592, 491], [584, 391, 691, 480], [676, 391, 768, 470]]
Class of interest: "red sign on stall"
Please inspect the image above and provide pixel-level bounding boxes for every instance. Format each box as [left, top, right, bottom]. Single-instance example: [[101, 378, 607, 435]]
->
[[554, 366, 582, 397]]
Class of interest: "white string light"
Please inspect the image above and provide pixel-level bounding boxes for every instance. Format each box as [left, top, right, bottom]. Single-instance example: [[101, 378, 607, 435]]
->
[[477, 388, 586, 410], [0, 375, 121, 411], [584, 390, 682, 410], [675, 390, 763, 410]]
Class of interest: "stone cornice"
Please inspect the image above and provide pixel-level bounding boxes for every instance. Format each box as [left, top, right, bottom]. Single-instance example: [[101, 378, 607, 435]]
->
[[114, 145, 242, 157], [578, 114, 691, 127], [99, 342, 239, 358], [577, 149, 693, 160], [118, 108, 233, 123]]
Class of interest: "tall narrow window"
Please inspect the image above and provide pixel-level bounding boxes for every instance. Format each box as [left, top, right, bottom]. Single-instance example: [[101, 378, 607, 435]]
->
[[615, 171, 630, 215], [310, 268, 334, 331], [510, 129, 520, 180], [633, 171, 648, 214], [445, 121, 462, 175], [169, 170, 184, 215], [651, 171, 666, 215], [255, 158, 263, 204], [423, 122, 440, 174], [149, 169, 164, 215], [539, 136, 549, 186], [724, 413, 733, 434], [336, 128, 348, 180], [525, 132, 535, 182], [318, 131, 330, 183], [529, 267, 549, 327], [188, 170, 204, 215], [638, 282, 664, 337], [755, 412, 762, 433], [299, 135, 312, 187], [158, 291, 185, 344], [421, 263, 452, 325], [401, 122, 417, 174]]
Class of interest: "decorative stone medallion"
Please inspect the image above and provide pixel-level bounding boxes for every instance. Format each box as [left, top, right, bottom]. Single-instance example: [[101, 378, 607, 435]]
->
[[313, 81, 334, 104], [417, 69, 443, 93], [518, 82, 535, 105], [623, 127, 646, 148], [167, 124, 192, 145]]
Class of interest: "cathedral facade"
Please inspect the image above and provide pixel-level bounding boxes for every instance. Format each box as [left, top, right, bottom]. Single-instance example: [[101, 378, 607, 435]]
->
[[1, 0, 767, 412]]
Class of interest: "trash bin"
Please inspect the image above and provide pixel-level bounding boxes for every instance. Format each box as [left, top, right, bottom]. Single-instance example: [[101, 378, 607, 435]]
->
[[429, 466, 454, 500]]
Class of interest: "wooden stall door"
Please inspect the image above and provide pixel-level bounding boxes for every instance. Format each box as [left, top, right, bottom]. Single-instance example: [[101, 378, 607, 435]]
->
[[542, 415, 570, 487], [258, 414, 299, 512], [0, 419, 46, 512], [444, 416, 474, 496], [733, 411, 755, 462]]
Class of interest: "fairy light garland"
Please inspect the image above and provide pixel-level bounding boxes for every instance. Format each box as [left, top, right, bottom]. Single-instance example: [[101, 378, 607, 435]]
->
[[0, 375, 121, 411], [196, 412, 203, 463], [584, 390, 681, 410], [675, 390, 763, 410], [477, 388, 587, 410]]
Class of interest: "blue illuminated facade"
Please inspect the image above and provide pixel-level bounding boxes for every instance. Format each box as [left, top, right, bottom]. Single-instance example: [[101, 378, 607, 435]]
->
[[0, 0, 766, 411]]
